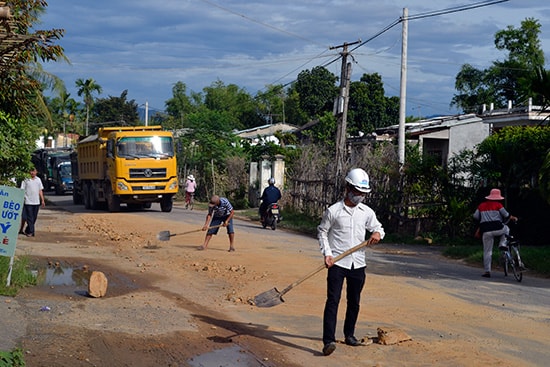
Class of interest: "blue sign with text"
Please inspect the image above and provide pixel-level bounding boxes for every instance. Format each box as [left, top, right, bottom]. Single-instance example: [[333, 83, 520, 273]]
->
[[0, 185, 24, 258]]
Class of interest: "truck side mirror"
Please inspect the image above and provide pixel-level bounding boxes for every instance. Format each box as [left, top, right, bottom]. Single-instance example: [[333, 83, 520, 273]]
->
[[106, 140, 114, 158]]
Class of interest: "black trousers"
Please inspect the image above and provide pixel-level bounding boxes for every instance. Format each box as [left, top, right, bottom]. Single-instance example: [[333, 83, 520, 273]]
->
[[22, 204, 40, 235], [322, 264, 366, 345]]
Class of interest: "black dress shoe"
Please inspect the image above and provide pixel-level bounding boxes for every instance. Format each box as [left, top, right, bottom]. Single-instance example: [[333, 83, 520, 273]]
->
[[345, 336, 362, 346], [481, 272, 491, 278], [322, 342, 336, 356]]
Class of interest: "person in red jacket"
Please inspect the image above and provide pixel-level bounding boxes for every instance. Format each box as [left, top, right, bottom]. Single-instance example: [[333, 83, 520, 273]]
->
[[473, 188, 517, 278]]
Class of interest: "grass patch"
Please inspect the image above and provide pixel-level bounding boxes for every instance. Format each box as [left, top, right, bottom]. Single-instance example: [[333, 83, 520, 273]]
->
[[276, 208, 320, 236], [442, 243, 550, 276], [0, 255, 37, 296], [234, 206, 320, 236], [0, 347, 25, 366]]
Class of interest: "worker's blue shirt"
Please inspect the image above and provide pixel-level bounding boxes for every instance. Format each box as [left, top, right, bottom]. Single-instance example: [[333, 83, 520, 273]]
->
[[261, 185, 281, 204]]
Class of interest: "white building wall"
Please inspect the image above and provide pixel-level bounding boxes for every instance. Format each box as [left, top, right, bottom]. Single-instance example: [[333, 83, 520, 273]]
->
[[449, 120, 490, 157]]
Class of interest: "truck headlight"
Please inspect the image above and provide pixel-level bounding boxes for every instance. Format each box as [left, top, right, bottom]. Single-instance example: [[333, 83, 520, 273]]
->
[[169, 180, 178, 190], [117, 182, 129, 191]]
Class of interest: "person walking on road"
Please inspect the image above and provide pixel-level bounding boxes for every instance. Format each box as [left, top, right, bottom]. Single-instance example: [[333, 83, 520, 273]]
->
[[20, 167, 46, 237], [184, 174, 196, 210], [199, 195, 235, 252], [318, 168, 385, 356], [473, 188, 517, 278]]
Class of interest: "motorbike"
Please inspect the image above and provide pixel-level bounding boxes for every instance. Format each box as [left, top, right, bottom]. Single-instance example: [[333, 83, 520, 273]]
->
[[261, 203, 281, 230]]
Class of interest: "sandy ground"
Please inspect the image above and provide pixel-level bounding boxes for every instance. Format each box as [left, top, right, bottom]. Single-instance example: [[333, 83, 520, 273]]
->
[[1, 204, 549, 367]]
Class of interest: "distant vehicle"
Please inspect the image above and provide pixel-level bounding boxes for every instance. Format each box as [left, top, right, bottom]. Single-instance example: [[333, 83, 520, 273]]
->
[[31, 148, 73, 191], [52, 161, 73, 195], [71, 125, 178, 212]]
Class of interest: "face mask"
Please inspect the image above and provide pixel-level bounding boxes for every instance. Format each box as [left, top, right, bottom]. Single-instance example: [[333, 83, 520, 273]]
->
[[347, 191, 365, 205]]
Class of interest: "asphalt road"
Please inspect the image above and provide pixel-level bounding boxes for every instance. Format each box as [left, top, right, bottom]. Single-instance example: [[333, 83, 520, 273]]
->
[[44, 192, 550, 366]]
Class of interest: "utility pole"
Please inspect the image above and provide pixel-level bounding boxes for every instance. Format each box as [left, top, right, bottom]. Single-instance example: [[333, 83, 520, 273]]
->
[[398, 8, 408, 167], [331, 40, 361, 185], [145, 100, 149, 126]]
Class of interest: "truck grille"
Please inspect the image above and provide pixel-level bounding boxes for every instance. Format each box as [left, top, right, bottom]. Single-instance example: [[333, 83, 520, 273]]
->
[[129, 168, 167, 179]]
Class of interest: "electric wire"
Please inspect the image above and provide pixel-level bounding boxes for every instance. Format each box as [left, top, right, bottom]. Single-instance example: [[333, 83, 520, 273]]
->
[[198, 0, 328, 48]]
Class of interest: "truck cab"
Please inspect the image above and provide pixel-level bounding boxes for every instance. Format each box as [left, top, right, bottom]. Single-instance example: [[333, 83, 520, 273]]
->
[[53, 161, 73, 195]]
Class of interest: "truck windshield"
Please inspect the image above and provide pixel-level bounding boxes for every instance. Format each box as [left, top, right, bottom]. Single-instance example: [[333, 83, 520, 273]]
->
[[116, 136, 174, 158], [58, 164, 72, 178]]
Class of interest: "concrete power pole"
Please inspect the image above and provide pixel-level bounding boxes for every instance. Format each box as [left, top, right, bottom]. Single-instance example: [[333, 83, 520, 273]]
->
[[332, 40, 361, 184], [398, 8, 408, 167]]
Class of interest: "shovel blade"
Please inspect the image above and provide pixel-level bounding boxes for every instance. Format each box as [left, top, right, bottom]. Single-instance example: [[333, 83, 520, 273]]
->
[[254, 287, 285, 308], [157, 230, 171, 241]]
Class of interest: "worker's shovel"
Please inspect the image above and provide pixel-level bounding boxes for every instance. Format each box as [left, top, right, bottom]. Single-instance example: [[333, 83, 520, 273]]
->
[[157, 225, 223, 241], [253, 239, 373, 308]]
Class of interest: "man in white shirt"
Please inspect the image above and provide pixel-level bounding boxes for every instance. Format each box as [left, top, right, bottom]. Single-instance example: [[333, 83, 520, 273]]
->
[[318, 168, 385, 356], [20, 167, 45, 237]]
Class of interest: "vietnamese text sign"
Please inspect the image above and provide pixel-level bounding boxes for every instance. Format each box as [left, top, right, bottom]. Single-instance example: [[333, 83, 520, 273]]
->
[[0, 185, 24, 258]]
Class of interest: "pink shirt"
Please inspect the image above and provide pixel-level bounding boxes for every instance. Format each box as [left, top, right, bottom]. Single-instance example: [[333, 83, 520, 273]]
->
[[185, 179, 196, 193]]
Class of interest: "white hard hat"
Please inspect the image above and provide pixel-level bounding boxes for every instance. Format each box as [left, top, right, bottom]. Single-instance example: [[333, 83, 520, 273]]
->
[[345, 168, 371, 193], [268, 177, 275, 185]]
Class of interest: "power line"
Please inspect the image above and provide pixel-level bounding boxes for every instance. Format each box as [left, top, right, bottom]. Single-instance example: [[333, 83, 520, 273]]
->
[[198, 0, 328, 48], [350, 0, 510, 53], [406, 0, 510, 21]]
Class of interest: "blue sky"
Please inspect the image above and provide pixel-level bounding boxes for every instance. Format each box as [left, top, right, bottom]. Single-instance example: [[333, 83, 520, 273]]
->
[[39, 0, 550, 119]]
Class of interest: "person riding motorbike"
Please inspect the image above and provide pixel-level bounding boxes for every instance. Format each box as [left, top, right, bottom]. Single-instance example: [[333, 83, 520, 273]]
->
[[259, 177, 282, 224]]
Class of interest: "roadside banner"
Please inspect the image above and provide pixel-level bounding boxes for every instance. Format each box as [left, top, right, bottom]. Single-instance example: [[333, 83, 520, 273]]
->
[[0, 185, 24, 286]]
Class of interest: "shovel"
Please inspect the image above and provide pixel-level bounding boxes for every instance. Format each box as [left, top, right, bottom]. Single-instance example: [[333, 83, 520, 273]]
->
[[157, 225, 223, 241], [254, 239, 373, 308]]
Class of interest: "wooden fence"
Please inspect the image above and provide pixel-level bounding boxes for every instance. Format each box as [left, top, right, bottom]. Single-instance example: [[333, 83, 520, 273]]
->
[[285, 176, 446, 237]]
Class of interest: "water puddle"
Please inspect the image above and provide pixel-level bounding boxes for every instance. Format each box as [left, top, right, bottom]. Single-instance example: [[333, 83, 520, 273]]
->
[[32, 262, 89, 287], [188, 345, 267, 367]]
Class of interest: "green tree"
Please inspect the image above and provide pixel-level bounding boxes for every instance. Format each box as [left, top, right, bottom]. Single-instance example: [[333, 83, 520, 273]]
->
[[290, 66, 338, 121], [0, 0, 65, 119], [202, 79, 263, 130], [0, 111, 37, 185], [179, 107, 243, 198], [348, 73, 399, 134], [164, 81, 195, 130], [90, 90, 139, 132], [255, 84, 286, 125], [282, 88, 308, 126], [300, 112, 338, 148], [47, 90, 80, 137], [451, 64, 495, 113], [0, 0, 66, 181], [76, 78, 103, 135], [477, 126, 550, 190], [452, 18, 545, 112]]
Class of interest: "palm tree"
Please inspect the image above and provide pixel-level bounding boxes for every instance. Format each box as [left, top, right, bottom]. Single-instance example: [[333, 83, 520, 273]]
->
[[49, 89, 80, 144], [76, 78, 102, 135]]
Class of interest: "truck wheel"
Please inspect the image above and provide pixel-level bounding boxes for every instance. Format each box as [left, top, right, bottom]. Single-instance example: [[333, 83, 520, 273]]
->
[[89, 187, 99, 210], [83, 185, 91, 209], [160, 196, 173, 212], [143, 202, 152, 209], [106, 187, 121, 212]]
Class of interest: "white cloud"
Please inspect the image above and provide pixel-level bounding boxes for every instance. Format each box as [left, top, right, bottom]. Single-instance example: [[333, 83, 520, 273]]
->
[[40, 0, 550, 117]]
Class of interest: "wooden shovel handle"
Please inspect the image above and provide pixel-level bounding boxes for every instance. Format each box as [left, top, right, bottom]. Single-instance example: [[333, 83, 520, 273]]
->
[[279, 239, 372, 296], [171, 224, 223, 237]]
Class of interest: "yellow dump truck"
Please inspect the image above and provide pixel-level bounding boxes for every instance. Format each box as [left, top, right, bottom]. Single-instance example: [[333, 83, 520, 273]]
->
[[71, 126, 178, 212]]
